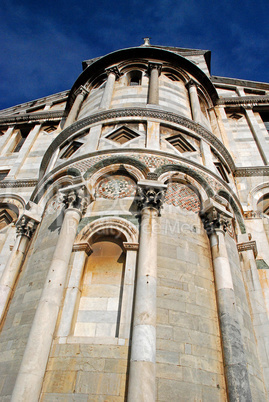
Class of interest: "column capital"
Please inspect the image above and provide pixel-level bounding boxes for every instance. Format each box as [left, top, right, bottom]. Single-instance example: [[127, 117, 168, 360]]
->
[[136, 179, 167, 215], [72, 242, 93, 256], [74, 85, 89, 98], [200, 199, 233, 235], [61, 185, 90, 215], [243, 104, 253, 111], [16, 216, 37, 239], [186, 79, 199, 89], [105, 66, 121, 79], [148, 62, 162, 75]]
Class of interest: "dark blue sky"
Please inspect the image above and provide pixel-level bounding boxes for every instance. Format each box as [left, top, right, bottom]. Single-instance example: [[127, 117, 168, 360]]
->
[[1, 0, 268, 110]]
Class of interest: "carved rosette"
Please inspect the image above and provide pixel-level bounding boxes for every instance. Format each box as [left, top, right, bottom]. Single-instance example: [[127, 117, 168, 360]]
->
[[62, 186, 89, 215], [16, 216, 36, 239], [136, 180, 167, 215], [199, 199, 233, 236]]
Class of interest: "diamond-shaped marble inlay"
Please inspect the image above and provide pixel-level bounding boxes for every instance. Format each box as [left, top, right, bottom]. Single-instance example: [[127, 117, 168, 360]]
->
[[165, 182, 200, 213]]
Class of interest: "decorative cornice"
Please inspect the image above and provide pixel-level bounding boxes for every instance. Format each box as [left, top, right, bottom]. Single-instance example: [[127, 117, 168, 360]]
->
[[73, 242, 92, 255], [0, 179, 38, 188], [40, 107, 236, 178], [123, 242, 139, 251], [216, 95, 269, 106], [0, 110, 65, 126], [237, 241, 257, 258], [234, 167, 269, 177]]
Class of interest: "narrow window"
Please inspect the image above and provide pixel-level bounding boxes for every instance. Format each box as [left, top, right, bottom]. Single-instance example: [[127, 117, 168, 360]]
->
[[127, 71, 142, 86]]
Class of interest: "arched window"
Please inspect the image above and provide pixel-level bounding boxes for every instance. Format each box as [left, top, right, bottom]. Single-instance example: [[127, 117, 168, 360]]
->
[[127, 71, 142, 86], [74, 236, 126, 338]]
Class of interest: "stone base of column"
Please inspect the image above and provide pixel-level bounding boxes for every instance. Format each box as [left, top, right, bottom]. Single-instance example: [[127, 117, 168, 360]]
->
[[128, 360, 155, 402]]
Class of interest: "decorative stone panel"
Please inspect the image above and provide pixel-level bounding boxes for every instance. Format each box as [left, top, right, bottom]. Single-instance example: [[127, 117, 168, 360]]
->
[[164, 182, 200, 213], [96, 175, 136, 199]]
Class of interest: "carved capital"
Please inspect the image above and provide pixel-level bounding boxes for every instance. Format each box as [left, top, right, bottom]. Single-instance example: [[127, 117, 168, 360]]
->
[[136, 180, 167, 215], [200, 199, 233, 236], [148, 62, 162, 75], [105, 66, 121, 79], [237, 241, 257, 258], [62, 185, 90, 215], [16, 216, 36, 239], [74, 85, 89, 98], [186, 79, 199, 90]]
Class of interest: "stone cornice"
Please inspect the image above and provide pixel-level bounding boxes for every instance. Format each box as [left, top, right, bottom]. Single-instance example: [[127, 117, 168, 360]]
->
[[0, 179, 38, 188], [237, 241, 257, 258], [234, 167, 269, 177], [216, 95, 269, 106], [40, 107, 235, 178], [0, 110, 65, 126]]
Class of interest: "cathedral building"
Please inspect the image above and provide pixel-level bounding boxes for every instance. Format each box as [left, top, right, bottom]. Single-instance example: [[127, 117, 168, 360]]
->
[[0, 39, 269, 401]]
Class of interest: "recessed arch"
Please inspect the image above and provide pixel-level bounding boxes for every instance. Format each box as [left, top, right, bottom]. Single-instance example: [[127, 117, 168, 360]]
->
[[155, 164, 214, 198], [83, 155, 148, 181]]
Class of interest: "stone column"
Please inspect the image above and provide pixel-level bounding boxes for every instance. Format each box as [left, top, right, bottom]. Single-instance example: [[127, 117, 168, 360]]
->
[[127, 179, 167, 402], [186, 79, 202, 124], [0, 216, 37, 324], [200, 199, 252, 402], [64, 86, 89, 128], [99, 66, 120, 109], [11, 186, 89, 402], [57, 242, 92, 338], [244, 106, 269, 165], [147, 62, 162, 105]]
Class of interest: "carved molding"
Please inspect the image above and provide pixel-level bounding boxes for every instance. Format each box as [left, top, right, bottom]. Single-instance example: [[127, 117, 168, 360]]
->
[[217, 95, 269, 106], [0, 179, 38, 188], [72, 242, 92, 256], [16, 216, 37, 239], [136, 180, 167, 214], [40, 107, 236, 176], [237, 241, 257, 258], [235, 167, 269, 177], [123, 242, 139, 251], [0, 110, 65, 126]]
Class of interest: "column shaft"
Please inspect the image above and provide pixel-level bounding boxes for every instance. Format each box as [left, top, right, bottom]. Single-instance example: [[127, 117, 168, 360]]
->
[[148, 63, 162, 105], [201, 200, 252, 401], [128, 207, 158, 402], [245, 107, 269, 165], [99, 72, 116, 109], [188, 82, 202, 123], [57, 247, 89, 338], [0, 236, 29, 323], [64, 87, 88, 128], [11, 207, 82, 402]]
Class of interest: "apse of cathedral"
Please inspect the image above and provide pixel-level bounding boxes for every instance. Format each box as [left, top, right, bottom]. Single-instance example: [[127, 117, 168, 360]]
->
[[0, 39, 269, 401]]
